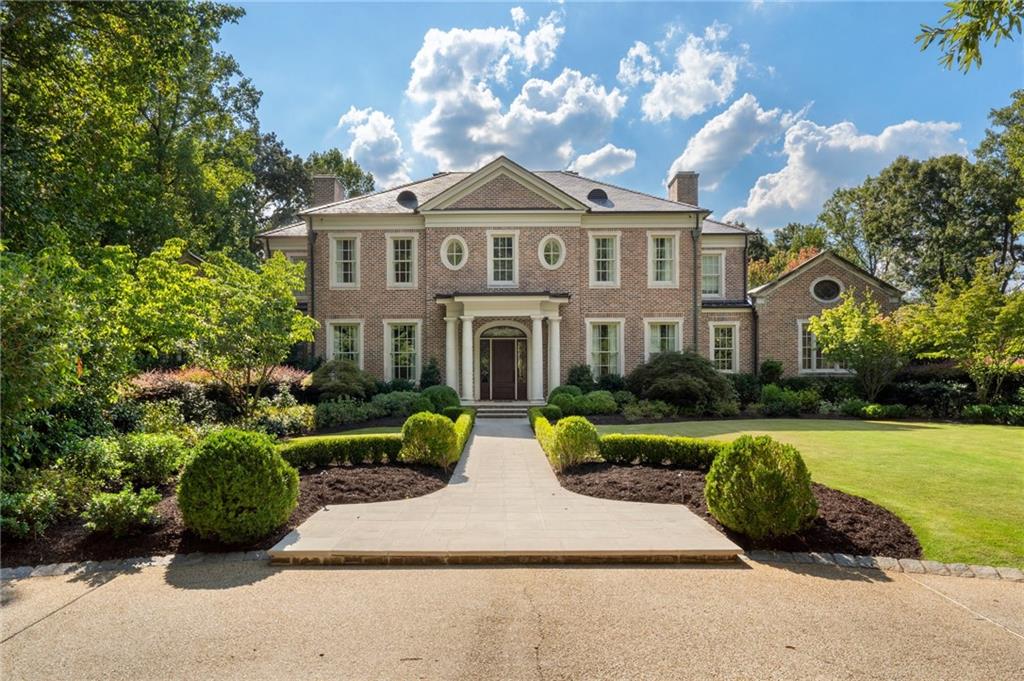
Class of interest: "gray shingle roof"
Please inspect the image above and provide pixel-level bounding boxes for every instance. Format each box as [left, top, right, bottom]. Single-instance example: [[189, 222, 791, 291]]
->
[[258, 221, 307, 238], [701, 218, 753, 235], [301, 165, 711, 216]]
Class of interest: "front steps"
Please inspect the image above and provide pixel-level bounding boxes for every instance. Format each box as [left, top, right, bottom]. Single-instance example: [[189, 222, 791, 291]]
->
[[475, 404, 529, 419]]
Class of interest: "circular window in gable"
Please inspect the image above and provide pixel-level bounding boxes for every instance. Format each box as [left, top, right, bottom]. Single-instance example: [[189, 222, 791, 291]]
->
[[538, 235, 565, 269], [811, 277, 842, 303], [440, 235, 467, 270]]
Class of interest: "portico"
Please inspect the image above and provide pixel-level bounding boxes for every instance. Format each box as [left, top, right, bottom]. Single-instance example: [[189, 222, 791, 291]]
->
[[437, 293, 568, 403]]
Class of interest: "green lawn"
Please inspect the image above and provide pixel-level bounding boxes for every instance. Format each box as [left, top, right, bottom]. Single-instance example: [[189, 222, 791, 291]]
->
[[288, 425, 401, 442], [597, 419, 1024, 568]]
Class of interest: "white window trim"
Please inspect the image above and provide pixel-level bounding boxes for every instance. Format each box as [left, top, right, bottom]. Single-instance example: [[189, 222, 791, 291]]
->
[[329, 234, 360, 289], [487, 230, 519, 287], [383, 319, 422, 383], [589, 231, 621, 288], [585, 317, 625, 377], [643, 317, 685, 361], [439, 234, 468, 271], [647, 232, 679, 288], [326, 319, 364, 369], [708, 321, 740, 374], [810, 276, 845, 303], [537, 234, 566, 270], [797, 319, 852, 374], [386, 233, 419, 289], [700, 250, 725, 299]]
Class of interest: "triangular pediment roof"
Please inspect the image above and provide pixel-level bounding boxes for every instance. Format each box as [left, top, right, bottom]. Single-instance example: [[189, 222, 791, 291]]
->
[[418, 156, 588, 212], [748, 250, 903, 298]]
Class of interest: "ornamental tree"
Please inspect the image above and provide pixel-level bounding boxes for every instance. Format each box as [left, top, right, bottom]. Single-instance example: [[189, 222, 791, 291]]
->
[[807, 290, 909, 402], [901, 258, 1024, 403]]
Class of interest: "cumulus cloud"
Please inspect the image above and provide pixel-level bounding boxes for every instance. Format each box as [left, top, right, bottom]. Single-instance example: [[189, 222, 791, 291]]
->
[[335, 106, 412, 188], [407, 11, 626, 170], [722, 118, 966, 227], [510, 6, 527, 29], [570, 143, 637, 177], [618, 22, 746, 122], [666, 93, 807, 190]]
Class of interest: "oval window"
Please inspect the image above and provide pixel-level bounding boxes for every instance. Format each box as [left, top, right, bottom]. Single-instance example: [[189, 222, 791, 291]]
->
[[441, 236, 467, 270], [538, 235, 565, 269], [812, 278, 842, 302]]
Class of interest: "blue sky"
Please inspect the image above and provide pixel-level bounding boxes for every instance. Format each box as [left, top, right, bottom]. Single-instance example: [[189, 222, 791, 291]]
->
[[220, 2, 1022, 230]]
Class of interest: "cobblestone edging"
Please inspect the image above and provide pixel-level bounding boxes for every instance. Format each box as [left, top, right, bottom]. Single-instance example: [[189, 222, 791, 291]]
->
[[2, 550, 1022, 583], [0, 550, 269, 582], [742, 551, 1024, 582]]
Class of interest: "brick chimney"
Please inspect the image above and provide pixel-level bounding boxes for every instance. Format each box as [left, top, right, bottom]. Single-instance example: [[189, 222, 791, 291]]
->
[[310, 175, 345, 207], [668, 171, 699, 206]]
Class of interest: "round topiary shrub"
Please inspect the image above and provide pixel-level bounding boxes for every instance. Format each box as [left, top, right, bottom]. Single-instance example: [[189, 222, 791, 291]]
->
[[400, 412, 458, 469], [177, 428, 299, 544], [548, 392, 579, 415], [579, 390, 618, 414], [704, 435, 818, 540], [549, 384, 583, 400], [421, 385, 460, 413], [551, 416, 599, 470]]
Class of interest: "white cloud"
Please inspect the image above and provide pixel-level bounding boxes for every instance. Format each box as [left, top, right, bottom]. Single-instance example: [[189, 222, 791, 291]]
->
[[510, 6, 527, 29], [407, 12, 626, 170], [723, 118, 966, 227], [335, 106, 412, 188], [570, 143, 637, 177], [666, 93, 806, 190], [619, 22, 746, 121]]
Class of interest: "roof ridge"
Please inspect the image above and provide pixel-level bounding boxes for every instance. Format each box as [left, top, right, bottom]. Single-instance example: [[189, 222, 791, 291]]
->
[[538, 171, 706, 211]]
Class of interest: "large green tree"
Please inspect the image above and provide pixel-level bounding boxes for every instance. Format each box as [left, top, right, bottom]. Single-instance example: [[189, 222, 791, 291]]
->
[[1, 1, 260, 257], [262, 148, 376, 229]]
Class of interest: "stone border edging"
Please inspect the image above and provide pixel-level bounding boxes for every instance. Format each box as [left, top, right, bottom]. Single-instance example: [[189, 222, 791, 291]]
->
[[742, 550, 1024, 582], [2, 549, 1021, 583]]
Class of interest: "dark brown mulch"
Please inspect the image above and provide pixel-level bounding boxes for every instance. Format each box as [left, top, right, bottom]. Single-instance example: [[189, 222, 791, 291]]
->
[[1, 464, 448, 568], [558, 463, 922, 559]]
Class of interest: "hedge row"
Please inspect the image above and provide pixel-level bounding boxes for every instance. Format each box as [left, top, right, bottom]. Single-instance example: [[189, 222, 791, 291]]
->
[[278, 434, 403, 469], [528, 408, 558, 462], [598, 434, 726, 470]]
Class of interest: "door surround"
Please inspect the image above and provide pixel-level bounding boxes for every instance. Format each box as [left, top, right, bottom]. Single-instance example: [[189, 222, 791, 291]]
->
[[474, 319, 532, 401]]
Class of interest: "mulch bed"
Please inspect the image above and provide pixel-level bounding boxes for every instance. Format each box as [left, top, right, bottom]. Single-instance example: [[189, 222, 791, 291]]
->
[[1, 464, 448, 568], [558, 463, 922, 558]]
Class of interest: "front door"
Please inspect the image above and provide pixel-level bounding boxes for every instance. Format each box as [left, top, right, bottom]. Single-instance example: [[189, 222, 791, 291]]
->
[[490, 339, 517, 400]]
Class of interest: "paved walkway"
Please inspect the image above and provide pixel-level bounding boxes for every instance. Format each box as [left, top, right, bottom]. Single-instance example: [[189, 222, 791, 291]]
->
[[3, 561, 1023, 679], [270, 419, 740, 563]]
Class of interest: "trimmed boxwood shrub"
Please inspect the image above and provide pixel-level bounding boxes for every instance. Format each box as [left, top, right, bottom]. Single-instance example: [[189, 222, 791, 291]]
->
[[579, 390, 618, 415], [599, 434, 725, 469], [119, 433, 187, 487], [612, 390, 636, 409], [549, 385, 583, 400], [759, 384, 819, 417], [400, 412, 459, 469], [59, 436, 123, 483], [529, 409, 557, 460], [421, 385, 460, 413], [839, 398, 869, 417], [451, 408, 476, 456], [704, 435, 818, 540], [278, 434, 403, 468], [82, 486, 161, 537], [549, 392, 578, 415], [537, 404, 562, 422], [371, 390, 432, 418], [549, 416, 599, 471], [862, 403, 907, 419], [178, 429, 299, 544], [315, 398, 387, 429]]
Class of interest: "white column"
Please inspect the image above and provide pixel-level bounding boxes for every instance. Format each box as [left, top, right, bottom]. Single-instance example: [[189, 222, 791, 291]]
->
[[530, 315, 544, 401], [547, 315, 561, 397], [460, 316, 474, 401], [444, 316, 459, 391]]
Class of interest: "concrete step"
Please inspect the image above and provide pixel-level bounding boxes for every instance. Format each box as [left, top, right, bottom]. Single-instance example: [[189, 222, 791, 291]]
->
[[476, 410, 529, 419]]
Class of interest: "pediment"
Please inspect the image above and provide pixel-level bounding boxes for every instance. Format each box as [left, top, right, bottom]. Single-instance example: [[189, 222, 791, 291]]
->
[[419, 156, 587, 212]]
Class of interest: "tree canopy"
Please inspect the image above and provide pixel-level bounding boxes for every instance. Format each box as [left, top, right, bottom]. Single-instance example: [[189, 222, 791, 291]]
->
[[917, 0, 1024, 72]]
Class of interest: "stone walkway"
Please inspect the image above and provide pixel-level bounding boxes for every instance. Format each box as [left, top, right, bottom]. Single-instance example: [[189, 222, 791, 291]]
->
[[269, 419, 740, 564]]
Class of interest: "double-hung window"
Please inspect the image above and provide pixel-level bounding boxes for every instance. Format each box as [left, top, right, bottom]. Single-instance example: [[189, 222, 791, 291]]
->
[[387, 234, 418, 288], [701, 252, 724, 297], [587, 319, 623, 377], [645, 319, 683, 360], [328, 321, 362, 367], [487, 231, 518, 286], [330, 235, 360, 288], [799, 321, 844, 373], [710, 323, 739, 373], [589, 233, 620, 287], [385, 320, 420, 382], [648, 233, 677, 287]]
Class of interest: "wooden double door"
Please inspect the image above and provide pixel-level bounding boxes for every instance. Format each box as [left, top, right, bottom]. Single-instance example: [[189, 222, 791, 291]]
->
[[480, 331, 528, 400]]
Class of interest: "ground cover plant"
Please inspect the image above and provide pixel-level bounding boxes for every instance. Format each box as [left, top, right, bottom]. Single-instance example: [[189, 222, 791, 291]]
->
[[595, 418, 1024, 568]]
